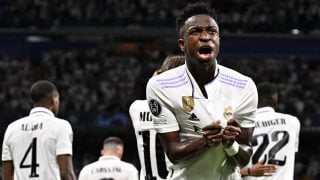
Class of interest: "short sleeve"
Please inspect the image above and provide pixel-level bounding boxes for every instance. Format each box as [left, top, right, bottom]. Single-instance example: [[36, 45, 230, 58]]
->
[[56, 121, 73, 155], [2, 125, 13, 161], [235, 79, 258, 128], [146, 78, 179, 133]]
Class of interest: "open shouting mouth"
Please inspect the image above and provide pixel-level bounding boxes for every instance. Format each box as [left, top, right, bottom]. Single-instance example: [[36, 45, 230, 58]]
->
[[198, 45, 213, 59]]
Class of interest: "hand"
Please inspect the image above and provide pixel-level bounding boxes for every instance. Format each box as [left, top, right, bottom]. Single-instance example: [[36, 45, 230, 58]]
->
[[250, 157, 277, 176], [202, 120, 223, 147], [222, 118, 241, 148]]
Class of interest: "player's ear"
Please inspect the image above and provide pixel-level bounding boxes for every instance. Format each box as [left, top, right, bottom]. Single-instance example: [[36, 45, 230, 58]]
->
[[47, 93, 55, 106], [178, 39, 185, 52], [49, 92, 59, 106]]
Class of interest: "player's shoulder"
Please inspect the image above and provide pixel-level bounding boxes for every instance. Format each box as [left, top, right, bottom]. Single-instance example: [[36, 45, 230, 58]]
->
[[120, 160, 138, 171], [5, 116, 29, 131], [50, 117, 73, 130], [218, 64, 255, 88], [147, 65, 186, 88], [276, 112, 301, 126], [79, 161, 97, 173]]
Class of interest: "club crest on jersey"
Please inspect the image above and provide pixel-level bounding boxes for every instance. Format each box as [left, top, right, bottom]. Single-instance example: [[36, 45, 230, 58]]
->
[[148, 99, 161, 116], [223, 106, 233, 120], [182, 96, 194, 112]]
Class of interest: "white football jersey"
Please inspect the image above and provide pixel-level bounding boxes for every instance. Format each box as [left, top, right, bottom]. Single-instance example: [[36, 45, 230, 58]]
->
[[2, 107, 73, 180], [243, 107, 300, 180], [146, 62, 258, 180], [78, 155, 139, 180], [129, 100, 168, 180]]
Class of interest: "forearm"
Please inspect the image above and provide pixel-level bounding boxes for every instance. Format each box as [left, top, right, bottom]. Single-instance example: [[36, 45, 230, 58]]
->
[[226, 142, 252, 167], [236, 144, 252, 166], [161, 134, 209, 164], [60, 170, 76, 180], [57, 155, 76, 180], [227, 126, 253, 167], [3, 174, 14, 180], [2, 176, 13, 180], [2, 161, 14, 180]]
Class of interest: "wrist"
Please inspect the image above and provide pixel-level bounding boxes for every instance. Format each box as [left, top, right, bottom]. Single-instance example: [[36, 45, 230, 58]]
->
[[224, 141, 239, 156], [204, 137, 214, 148]]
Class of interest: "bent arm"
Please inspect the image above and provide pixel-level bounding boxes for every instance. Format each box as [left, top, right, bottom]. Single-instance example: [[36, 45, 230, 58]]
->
[[233, 127, 254, 167], [57, 154, 76, 180], [158, 131, 209, 164], [158, 121, 223, 164], [2, 161, 14, 180]]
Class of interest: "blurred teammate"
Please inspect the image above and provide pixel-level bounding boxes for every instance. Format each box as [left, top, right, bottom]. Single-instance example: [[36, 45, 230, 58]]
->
[[241, 82, 300, 179], [2, 80, 76, 180], [146, 2, 258, 180], [130, 55, 185, 180], [78, 136, 138, 180]]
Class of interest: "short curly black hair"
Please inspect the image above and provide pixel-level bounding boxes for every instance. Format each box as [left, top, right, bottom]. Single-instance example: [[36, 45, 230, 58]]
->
[[176, 2, 218, 37], [257, 82, 278, 107], [30, 80, 57, 103]]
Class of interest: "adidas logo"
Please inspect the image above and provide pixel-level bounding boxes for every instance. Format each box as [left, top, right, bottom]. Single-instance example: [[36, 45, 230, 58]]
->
[[188, 113, 199, 121]]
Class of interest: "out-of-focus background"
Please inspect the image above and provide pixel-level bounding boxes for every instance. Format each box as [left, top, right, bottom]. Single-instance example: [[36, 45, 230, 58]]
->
[[0, 0, 320, 179]]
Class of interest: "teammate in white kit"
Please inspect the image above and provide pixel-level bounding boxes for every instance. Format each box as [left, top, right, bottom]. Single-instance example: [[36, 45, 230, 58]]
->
[[78, 136, 138, 180], [241, 82, 300, 179], [2, 80, 76, 180], [146, 2, 258, 180], [130, 55, 185, 180]]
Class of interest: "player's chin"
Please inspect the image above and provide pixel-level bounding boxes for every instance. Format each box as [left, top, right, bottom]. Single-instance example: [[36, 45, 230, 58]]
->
[[198, 58, 215, 66]]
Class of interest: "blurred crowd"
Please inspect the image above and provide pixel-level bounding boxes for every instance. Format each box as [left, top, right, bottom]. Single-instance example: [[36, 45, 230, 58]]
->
[[1, 1, 320, 179], [0, 45, 167, 125], [0, 47, 319, 128], [1, 0, 320, 34], [1, 47, 320, 179]]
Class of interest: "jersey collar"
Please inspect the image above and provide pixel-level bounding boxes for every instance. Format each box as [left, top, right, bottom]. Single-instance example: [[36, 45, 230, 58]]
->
[[30, 107, 55, 117], [256, 107, 275, 114], [185, 59, 219, 98], [99, 155, 120, 161]]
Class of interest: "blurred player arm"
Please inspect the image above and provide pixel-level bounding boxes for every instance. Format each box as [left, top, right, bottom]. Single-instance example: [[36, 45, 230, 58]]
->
[[240, 157, 276, 177], [2, 160, 14, 180], [57, 154, 76, 180]]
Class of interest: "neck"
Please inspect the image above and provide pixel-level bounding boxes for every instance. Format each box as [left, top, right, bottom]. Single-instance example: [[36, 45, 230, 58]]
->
[[33, 102, 54, 114], [187, 61, 216, 86]]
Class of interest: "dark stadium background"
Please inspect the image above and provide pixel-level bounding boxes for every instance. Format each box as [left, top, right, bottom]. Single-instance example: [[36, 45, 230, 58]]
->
[[0, 0, 320, 179]]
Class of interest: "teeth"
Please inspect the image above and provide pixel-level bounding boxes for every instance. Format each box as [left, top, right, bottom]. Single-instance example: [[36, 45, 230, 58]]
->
[[199, 54, 211, 59]]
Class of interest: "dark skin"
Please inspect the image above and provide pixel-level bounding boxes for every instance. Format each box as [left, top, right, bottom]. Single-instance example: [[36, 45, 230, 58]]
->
[[57, 155, 77, 180], [158, 14, 253, 167], [2, 91, 76, 180], [2, 161, 14, 180]]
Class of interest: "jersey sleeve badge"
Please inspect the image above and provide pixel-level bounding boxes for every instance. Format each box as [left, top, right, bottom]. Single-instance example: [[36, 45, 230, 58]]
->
[[148, 99, 162, 116]]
